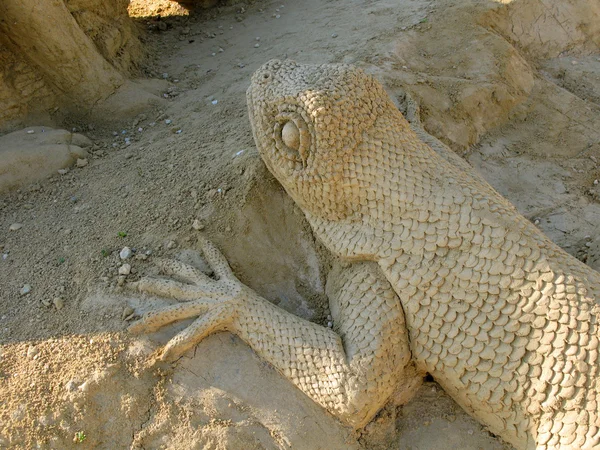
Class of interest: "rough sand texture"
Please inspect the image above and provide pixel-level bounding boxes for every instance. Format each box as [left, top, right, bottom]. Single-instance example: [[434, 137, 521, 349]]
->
[[0, 0, 145, 130], [0, 0, 599, 448]]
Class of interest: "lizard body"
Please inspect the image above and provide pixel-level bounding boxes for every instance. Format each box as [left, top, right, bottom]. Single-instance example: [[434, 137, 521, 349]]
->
[[130, 60, 600, 450], [247, 60, 600, 450]]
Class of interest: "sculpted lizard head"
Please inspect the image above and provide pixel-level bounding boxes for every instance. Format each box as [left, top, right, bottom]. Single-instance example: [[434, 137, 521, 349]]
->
[[247, 60, 393, 218], [247, 60, 419, 260]]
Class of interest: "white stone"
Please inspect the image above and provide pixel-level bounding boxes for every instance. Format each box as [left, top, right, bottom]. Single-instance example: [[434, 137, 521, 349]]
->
[[53, 297, 64, 310], [119, 247, 132, 260]]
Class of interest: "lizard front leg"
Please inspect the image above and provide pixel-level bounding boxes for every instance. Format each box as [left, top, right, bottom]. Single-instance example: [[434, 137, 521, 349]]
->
[[129, 238, 421, 428]]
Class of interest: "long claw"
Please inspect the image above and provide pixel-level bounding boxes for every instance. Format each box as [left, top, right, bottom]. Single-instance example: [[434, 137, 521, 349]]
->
[[129, 276, 226, 301], [160, 303, 236, 361], [198, 237, 234, 281], [128, 299, 215, 334], [155, 258, 212, 285]]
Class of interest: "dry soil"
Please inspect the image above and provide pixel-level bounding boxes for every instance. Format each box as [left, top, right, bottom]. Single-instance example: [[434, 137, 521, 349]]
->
[[1, 0, 600, 448]]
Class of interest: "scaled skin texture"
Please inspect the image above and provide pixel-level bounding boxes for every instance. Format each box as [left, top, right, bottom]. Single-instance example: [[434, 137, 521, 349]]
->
[[247, 60, 600, 450]]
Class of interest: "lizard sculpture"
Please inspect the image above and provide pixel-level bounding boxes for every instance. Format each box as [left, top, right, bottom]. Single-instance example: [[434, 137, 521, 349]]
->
[[130, 60, 600, 450]]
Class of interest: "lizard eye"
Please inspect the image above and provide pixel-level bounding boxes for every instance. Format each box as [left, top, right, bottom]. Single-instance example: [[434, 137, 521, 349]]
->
[[281, 121, 300, 150], [274, 113, 310, 166]]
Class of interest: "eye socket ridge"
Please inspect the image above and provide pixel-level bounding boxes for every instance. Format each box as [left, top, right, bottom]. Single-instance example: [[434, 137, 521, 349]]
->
[[273, 112, 311, 166]]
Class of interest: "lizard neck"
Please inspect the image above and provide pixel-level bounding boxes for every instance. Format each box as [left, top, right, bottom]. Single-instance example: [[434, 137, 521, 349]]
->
[[306, 109, 469, 262]]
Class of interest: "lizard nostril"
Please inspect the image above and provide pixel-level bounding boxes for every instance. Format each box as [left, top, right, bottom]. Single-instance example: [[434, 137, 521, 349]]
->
[[260, 71, 272, 83]]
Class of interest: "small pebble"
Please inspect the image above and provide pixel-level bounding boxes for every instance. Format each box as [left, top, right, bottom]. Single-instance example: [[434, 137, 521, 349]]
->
[[118, 264, 131, 275], [20, 285, 31, 295], [76, 158, 88, 168], [57, 169, 69, 175], [165, 119, 172, 124], [166, 240, 177, 250], [534, 219, 540, 225], [117, 275, 126, 286], [254, 43, 260, 48], [331, 33, 338, 38], [218, 47, 224, 53], [27, 346, 38, 359], [255, 36, 260, 41], [41, 298, 52, 307], [122, 306, 135, 320], [162, 72, 169, 79], [65, 380, 78, 392], [78, 381, 90, 392], [53, 298, 64, 310], [120, 247, 132, 260], [192, 219, 204, 230], [9, 223, 23, 231], [211, 100, 218, 105], [27, 130, 35, 134]]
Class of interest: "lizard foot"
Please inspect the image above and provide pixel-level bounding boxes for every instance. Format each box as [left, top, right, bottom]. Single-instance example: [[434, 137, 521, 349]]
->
[[128, 237, 244, 361]]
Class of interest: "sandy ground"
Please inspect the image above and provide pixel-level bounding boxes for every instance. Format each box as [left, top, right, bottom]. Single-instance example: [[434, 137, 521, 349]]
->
[[1, 0, 600, 448]]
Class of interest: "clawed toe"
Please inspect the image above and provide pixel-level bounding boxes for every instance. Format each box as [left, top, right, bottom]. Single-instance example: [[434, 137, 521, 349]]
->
[[159, 302, 237, 360], [126, 239, 243, 359], [128, 299, 215, 335], [128, 276, 204, 300], [197, 237, 234, 280], [128, 275, 229, 301], [155, 258, 212, 285]]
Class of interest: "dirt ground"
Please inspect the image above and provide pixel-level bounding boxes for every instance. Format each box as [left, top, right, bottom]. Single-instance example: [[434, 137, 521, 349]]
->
[[1, 0, 600, 448]]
